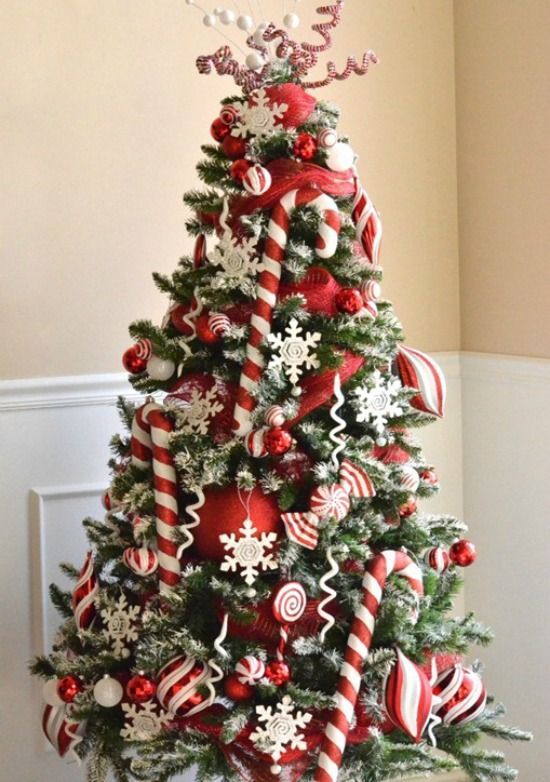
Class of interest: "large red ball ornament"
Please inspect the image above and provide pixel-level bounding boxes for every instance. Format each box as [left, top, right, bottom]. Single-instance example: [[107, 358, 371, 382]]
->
[[335, 288, 364, 315], [449, 539, 477, 567], [196, 313, 221, 344], [224, 674, 254, 702], [221, 135, 247, 160], [293, 132, 318, 161], [122, 346, 147, 375], [264, 427, 293, 456], [210, 116, 230, 142], [265, 660, 291, 686], [230, 158, 252, 183], [399, 497, 417, 518], [126, 674, 157, 704], [192, 486, 283, 561], [57, 676, 84, 704]]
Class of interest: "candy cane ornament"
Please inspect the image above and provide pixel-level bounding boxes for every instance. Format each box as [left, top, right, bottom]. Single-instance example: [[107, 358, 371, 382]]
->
[[352, 176, 382, 267], [315, 550, 423, 782], [232, 187, 341, 436], [131, 402, 180, 593]]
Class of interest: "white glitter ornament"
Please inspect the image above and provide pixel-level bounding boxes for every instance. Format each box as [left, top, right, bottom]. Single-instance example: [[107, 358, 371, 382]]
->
[[93, 675, 124, 708], [250, 695, 312, 763], [267, 317, 321, 385], [326, 141, 355, 172], [219, 518, 278, 585], [203, 13, 217, 27], [283, 13, 300, 29], [246, 52, 265, 71], [237, 14, 253, 31], [219, 9, 235, 24], [146, 355, 175, 381], [352, 369, 403, 434]]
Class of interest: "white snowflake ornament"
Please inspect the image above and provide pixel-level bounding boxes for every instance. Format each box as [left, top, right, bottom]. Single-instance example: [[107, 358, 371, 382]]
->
[[231, 88, 288, 139], [170, 386, 223, 435], [219, 518, 278, 585], [120, 701, 170, 742], [250, 695, 312, 762], [267, 318, 321, 386], [100, 594, 140, 659], [352, 369, 403, 434], [210, 230, 262, 282]]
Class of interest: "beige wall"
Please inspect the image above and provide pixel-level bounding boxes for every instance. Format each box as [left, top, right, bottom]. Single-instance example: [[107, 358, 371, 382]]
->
[[455, 0, 550, 358], [1, 0, 460, 380]]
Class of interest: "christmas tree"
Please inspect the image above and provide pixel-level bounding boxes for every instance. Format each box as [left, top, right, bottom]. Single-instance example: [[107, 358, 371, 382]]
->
[[31, 3, 530, 781]]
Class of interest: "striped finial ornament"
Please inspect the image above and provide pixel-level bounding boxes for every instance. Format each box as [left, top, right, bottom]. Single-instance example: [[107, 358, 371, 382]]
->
[[352, 177, 382, 267], [156, 656, 216, 717], [433, 665, 487, 725], [232, 187, 341, 436], [42, 704, 86, 760], [314, 550, 423, 782], [122, 546, 159, 577], [71, 552, 98, 631]]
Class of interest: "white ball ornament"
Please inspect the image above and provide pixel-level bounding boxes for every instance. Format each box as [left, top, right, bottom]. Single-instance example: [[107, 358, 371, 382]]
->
[[203, 13, 217, 27], [245, 52, 265, 71], [326, 141, 355, 172], [283, 13, 300, 29], [146, 355, 176, 381], [43, 679, 64, 707], [219, 9, 235, 24], [253, 23, 268, 46], [93, 675, 124, 708], [237, 14, 253, 31]]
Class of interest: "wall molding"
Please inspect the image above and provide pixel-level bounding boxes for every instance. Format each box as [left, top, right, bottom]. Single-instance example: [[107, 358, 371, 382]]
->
[[460, 351, 550, 384]]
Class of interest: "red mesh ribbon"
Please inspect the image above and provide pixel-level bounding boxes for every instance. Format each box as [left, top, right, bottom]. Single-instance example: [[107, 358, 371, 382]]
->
[[279, 267, 342, 316]]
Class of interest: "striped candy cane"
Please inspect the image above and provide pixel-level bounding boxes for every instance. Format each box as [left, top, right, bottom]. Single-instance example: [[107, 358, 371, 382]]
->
[[232, 187, 341, 436], [315, 550, 423, 782], [352, 176, 382, 268], [131, 402, 180, 593]]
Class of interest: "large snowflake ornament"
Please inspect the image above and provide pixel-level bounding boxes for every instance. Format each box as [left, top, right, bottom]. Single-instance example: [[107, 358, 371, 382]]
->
[[219, 518, 278, 585], [100, 594, 140, 658], [352, 369, 403, 434], [231, 88, 288, 139], [120, 701, 170, 742], [171, 387, 223, 435], [267, 318, 321, 385], [250, 695, 312, 762], [210, 230, 262, 281]]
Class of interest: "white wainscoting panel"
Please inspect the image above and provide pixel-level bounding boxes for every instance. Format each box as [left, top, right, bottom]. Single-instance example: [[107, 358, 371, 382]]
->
[[0, 358, 463, 781]]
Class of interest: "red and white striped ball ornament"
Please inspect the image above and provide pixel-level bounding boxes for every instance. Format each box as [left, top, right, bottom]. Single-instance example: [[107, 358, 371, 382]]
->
[[207, 312, 231, 337], [71, 552, 99, 631], [134, 338, 152, 360], [242, 164, 272, 196], [244, 427, 268, 457], [42, 704, 85, 760], [122, 546, 159, 577], [384, 647, 434, 742], [361, 280, 381, 303], [156, 656, 215, 717], [424, 547, 450, 574], [317, 127, 338, 149], [398, 464, 420, 493], [433, 665, 487, 725], [310, 483, 351, 521], [219, 104, 239, 126], [235, 655, 266, 685], [264, 405, 286, 428], [272, 581, 307, 624]]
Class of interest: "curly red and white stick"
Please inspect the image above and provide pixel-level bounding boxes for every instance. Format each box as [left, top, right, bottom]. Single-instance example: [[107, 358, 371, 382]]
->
[[314, 550, 423, 782], [232, 187, 341, 436], [131, 402, 180, 593]]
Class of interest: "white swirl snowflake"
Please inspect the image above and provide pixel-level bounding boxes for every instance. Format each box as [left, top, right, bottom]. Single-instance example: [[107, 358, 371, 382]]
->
[[100, 594, 140, 659], [267, 318, 321, 386], [250, 695, 312, 762], [219, 518, 278, 585], [352, 369, 403, 434], [231, 88, 288, 139], [120, 701, 170, 742], [210, 230, 262, 281], [170, 387, 224, 436]]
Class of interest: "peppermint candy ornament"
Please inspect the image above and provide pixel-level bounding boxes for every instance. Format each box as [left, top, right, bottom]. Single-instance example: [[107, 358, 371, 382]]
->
[[156, 656, 215, 717], [235, 655, 266, 685], [42, 704, 85, 760], [208, 313, 231, 337], [242, 164, 272, 195], [265, 405, 286, 428], [433, 665, 487, 725], [272, 581, 307, 624], [424, 546, 450, 574], [71, 552, 98, 631], [310, 483, 350, 521], [318, 127, 338, 148], [122, 546, 159, 577], [384, 648, 434, 742]]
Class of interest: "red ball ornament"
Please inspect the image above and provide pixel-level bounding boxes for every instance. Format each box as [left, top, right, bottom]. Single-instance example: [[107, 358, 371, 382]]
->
[[126, 674, 157, 704], [399, 497, 417, 518], [102, 489, 112, 511], [122, 346, 147, 374], [265, 660, 291, 686], [420, 469, 439, 486], [221, 135, 247, 160], [264, 427, 293, 456], [335, 288, 364, 315], [56, 676, 84, 704], [293, 132, 318, 161], [224, 674, 254, 701], [196, 313, 221, 344], [192, 485, 283, 561], [449, 539, 477, 567], [210, 116, 230, 142], [230, 158, 252, 183]]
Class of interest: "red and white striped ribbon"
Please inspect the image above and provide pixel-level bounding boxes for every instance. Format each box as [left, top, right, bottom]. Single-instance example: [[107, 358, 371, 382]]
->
[[352, 176, 382, 268], [314, 550, 423, 782], [232, 187, 341, 436], [131, 402, 180, 593]]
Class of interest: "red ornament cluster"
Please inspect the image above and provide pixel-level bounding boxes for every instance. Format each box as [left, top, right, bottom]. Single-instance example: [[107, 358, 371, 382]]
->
[[293, 132, 318, 161], [57, 676, 83, 704], [264, 427, 293, 456]]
